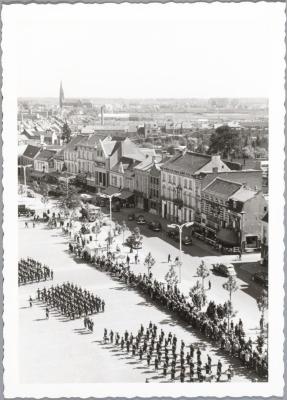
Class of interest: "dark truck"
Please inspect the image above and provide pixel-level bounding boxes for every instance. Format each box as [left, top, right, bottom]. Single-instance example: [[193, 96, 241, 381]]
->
[[18, 204, 35, 217]]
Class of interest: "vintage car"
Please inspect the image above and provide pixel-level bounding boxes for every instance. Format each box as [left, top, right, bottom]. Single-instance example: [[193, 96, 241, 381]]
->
[[213, 263, 236, 277], [251, 271, 268, 288], [136, 215, 146, 225], [148, 221, 162, 232]]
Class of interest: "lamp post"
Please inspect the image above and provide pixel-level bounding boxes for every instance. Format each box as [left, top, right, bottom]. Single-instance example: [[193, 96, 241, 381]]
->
[[167, 221, 194, 283], [240, 211, 246, 252], [18, 164, 32, 195], [99, 192, 121, 232]]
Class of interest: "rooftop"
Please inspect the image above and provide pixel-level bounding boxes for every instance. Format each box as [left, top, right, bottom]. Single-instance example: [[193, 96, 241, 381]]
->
[[162, 151, 211, 175], [229, 186, 258, 202], [22, 144, 41, 159], [203, 178, 242, 197], [35, 149, 57, 162]]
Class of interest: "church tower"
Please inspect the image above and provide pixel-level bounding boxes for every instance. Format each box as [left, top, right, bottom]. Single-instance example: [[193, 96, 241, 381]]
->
[[59, 81, 64, 108]]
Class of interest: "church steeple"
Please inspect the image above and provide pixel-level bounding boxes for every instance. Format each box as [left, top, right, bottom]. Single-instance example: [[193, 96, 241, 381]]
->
[[59, 81, 64, 108]]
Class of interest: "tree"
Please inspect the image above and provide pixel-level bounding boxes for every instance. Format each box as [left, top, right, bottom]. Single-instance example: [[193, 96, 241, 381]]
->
[[196, 260, 210, 291], [57, 185, 82, 220], [165, 264, 179, 287], [122, 220, 127, 244], [144, 252, 156, 277], [257, 289, 268, 334], [61, 121, 72, 143], [225, 300, 237, 334], [208, 125, 240, 158], [94, 224, 101, 242], [223, 276, 239, 333], [223, 275, 239, 303], [38, 182, 49, 211], [133, 227, 143, 247], [189, 280, 206, 310]]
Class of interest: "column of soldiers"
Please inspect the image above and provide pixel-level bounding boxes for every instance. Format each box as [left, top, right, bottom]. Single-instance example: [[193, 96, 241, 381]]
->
[[18, 257, 54, 286], [37, 282, 105, 320], [69, 252, 267, 379], [103, 322, 234, 382]]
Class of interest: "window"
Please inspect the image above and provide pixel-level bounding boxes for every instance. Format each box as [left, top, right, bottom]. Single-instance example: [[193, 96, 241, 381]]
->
[[162, 173, 166, 182], [184, 179, 187, 188], [173, 175, 176, 184]]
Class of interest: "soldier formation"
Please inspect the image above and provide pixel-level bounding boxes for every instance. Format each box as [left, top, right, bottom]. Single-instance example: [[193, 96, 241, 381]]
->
[[103, 322, 234, 382], [37, 282, 105, 320], [70, 252, 267, 379], [18, 257, 54, 286]]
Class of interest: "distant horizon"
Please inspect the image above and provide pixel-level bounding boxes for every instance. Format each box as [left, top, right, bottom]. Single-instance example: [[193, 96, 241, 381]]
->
[[18, 96, 268, 101]]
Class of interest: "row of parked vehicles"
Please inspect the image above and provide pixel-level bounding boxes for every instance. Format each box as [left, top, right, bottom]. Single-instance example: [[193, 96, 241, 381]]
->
[[127, 213, 193, 246]]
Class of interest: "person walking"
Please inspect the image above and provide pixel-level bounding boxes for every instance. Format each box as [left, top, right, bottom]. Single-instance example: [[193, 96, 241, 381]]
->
[[45, 307, 49, 319], [29, 296, 33, 307], [226, 366, 233, 382], [208, 280, 211, 290], [168, 254, 171, 263]]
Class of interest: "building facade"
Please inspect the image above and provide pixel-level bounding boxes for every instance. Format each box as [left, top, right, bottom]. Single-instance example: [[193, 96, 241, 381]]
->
[[161, 152, 230, 223], [200, 177, 267, 252]]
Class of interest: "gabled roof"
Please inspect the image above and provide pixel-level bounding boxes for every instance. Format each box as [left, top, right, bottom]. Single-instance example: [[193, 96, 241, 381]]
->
[[22, 144, 41, 159], [203, 178, 242, 197], [35, 149, 57, 162], [101, 139, 117, 157], [162, 151, 211, 175], [229, 186, 258, 202], [134, 157, 154, 172], [200, 169, 263, 191], [86, 134, 100, 147], [121, 138, 145, 162], [63, 135, 87, 151], [110, 138, 146, 163]]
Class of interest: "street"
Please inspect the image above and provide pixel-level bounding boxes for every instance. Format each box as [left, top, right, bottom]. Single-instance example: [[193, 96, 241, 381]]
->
[[18, 195, 266, 383]]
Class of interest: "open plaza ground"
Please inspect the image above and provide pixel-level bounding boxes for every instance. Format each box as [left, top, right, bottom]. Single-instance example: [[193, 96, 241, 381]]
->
[[18, 194, 267, 383]]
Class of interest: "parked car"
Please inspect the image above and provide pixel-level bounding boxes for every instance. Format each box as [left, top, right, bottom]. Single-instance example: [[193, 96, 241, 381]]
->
[[136, 215, 146, 224], [148, 221, 162, 232], [27, 190, 35, 198], [18, 204, 35, 217], [128, 213, 135, 221], [182, 235, 193, 245], [174, 235, 193, 245], [213, 263, 236, 277], [251, 271, 268, 287], [167, 229, 178, 239]]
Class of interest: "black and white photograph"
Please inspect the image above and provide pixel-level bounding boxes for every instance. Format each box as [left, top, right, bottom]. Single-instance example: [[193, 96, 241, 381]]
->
[[2, 2, 285, 398]]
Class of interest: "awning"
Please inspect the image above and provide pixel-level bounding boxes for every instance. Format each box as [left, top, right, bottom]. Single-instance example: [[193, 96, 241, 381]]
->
[[102, 186, 121, 196], [216, 228, 239, 246], [118, 190, 134, 200]]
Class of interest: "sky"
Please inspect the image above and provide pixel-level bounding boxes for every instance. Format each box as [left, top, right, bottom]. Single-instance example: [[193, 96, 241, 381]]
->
[[2, 2, 285, 99]]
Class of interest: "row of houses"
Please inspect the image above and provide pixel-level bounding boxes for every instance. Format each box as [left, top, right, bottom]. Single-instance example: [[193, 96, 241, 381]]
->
[[19, 138, 267, 255]]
